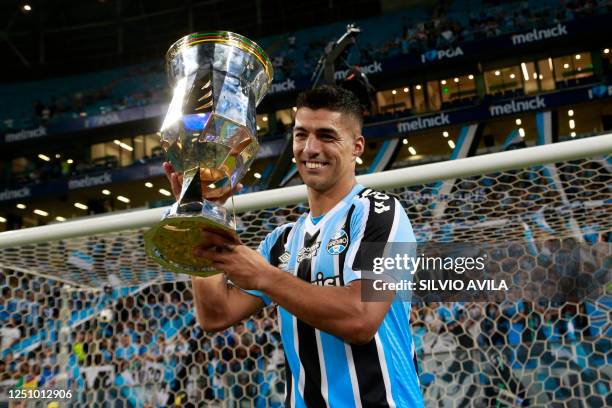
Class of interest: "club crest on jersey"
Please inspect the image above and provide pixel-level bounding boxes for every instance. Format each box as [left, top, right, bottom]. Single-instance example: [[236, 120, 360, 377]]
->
[[327, 229, 348, 255], [297, 242, 320, 263]]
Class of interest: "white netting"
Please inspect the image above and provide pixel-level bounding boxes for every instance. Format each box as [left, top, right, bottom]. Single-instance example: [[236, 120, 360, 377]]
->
[[0, 147, 610, 407]]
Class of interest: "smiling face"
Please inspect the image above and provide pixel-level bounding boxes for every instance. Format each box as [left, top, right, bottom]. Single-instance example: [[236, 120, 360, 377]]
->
[[293, 108, 364, 194]]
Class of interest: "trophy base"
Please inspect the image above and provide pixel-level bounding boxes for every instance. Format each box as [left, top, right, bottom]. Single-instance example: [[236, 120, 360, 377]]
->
[[144, 202, 237, 277]]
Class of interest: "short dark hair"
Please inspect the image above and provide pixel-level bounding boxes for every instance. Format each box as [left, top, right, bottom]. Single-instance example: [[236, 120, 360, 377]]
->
[[296, 85, 363, 130]]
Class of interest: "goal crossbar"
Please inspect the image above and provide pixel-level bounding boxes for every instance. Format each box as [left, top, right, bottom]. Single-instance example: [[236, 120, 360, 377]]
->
[[1, 133, 611, 248]]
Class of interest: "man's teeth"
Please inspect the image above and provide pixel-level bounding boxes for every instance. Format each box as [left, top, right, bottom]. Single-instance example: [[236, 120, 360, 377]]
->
[[305, 161, 326, 169]]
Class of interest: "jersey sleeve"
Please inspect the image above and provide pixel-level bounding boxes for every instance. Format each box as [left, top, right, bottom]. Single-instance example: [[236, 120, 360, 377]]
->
[[242, 223, 293, 306], [343, 192, 416, 284]]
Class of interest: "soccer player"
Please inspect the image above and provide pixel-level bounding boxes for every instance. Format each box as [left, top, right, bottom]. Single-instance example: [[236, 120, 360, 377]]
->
[[165, 85, 423, 407]]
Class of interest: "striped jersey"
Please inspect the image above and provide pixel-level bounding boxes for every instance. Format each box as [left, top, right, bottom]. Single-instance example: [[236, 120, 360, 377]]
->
[[249, 184, 423, 408]]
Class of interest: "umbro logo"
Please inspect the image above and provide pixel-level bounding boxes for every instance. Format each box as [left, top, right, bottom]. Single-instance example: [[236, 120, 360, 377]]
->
[[278, 251, 291, 269]]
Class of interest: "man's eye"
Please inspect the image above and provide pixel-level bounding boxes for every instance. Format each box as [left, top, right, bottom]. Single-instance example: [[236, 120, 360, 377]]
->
[[294, 133, 307, 139]]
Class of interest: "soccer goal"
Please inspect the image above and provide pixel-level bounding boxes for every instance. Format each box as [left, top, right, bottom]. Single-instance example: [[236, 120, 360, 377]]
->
[[0, 133, 610, 407]]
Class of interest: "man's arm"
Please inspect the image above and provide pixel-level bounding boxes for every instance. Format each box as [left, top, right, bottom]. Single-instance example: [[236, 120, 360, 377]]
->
[[196, 242, 392, 344], [261, 264, 391, 344], [190, 274, 264, 332]]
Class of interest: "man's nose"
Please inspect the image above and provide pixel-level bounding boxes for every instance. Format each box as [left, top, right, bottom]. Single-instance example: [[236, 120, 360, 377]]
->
[[302, 134, 321, 156]]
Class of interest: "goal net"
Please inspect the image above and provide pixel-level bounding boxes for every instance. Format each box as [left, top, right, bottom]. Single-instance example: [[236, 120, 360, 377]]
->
[[0, 135, 610, 407]]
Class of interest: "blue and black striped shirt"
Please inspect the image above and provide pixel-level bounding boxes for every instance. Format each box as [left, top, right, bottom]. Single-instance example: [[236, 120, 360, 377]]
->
[[249, 184, 423, 407]]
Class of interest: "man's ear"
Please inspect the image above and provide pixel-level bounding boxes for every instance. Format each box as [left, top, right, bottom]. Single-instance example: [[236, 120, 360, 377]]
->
[[353, 134, 365, 158]]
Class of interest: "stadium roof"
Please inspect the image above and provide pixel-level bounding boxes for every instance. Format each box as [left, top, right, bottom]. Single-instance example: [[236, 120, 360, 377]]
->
[[0, 0, 383, 80]]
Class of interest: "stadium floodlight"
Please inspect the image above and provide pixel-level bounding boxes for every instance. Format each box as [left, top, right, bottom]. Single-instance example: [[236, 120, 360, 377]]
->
[[468, 74, 474, 79], [145, 182, 153, 188], [519, 128, 526, 137], [55, 216, 66, 222], [569, 119, 576, 129], [74, 202, 88, 210], [67, 159, 74, 164], [16, 203, 26, 209], [515, 118, 522, 125], [403, 138, 408, 145], [441, 80, 447, 85], [262, 115, 268, 122], [33, 209, 49, 217], [356, 157, 363, 165], [575, 54, 581, 60], [113, 140, 133, 152], [117, 196, 130, 203], [22, 4, 32, 12], [448, 140, 456, 149], [568, 109, 574, 117], [254, 172, 262, 179], [604, 48, 610, 54], [102, 189, 111, 195], [158, 189, 171, 196], [0, 217, 6, 223], [494, 70, 500, 76], [408, 146, 417, 155], [571, 132, 577, 137], [563, 63, 570, 69], [416, 84, 422, 90], [443, 131, 449, 138], [38, 154, 50, 161], [454, 77, 459, 83], [521, 62, 529, 80], [403, 87, 409, 92]]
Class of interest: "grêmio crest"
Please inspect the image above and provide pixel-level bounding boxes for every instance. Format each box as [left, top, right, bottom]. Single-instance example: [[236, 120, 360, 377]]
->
[[327, 229, 349, 255]]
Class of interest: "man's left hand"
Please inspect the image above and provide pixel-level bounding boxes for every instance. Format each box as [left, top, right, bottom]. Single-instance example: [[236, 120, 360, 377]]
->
[[193, 230, 274, 291]]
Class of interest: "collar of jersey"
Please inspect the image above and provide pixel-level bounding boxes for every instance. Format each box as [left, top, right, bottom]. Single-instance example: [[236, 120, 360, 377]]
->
[[303, 183, 364, 234]]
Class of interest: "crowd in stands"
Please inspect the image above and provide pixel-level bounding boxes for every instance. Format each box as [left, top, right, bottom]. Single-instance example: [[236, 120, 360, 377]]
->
[[264, 0, 609, 81], [1, 62, 167, 133], [1, 0, 610, 133]]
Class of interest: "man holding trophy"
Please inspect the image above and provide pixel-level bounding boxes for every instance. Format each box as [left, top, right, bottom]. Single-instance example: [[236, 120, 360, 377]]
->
[[148, 31, 423, 407]]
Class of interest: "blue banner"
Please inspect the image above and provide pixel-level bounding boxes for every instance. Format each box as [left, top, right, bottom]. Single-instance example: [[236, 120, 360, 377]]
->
[[364, 83, 612, 137]]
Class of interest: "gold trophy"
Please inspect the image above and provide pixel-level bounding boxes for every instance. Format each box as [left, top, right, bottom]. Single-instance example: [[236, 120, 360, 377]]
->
[[144, 32, 273, 276]]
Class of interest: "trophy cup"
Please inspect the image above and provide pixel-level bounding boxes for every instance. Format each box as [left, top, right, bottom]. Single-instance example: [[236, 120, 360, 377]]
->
[[144, 32, 273, 276]]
